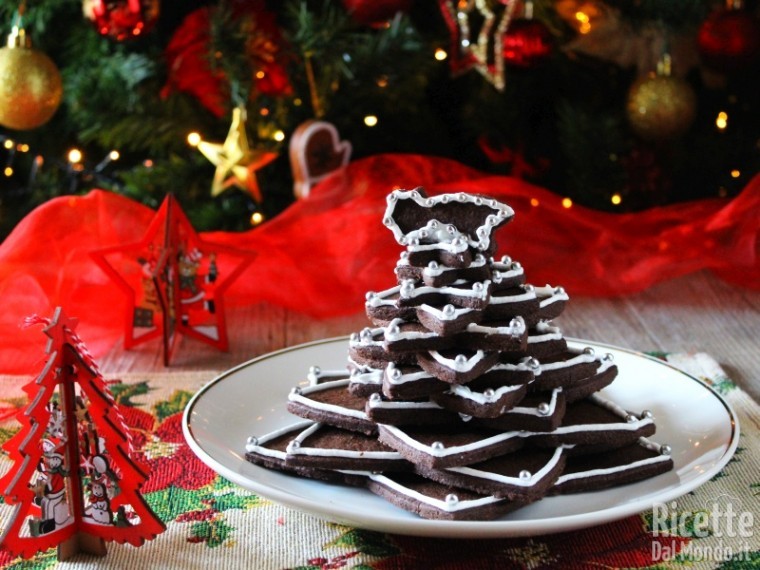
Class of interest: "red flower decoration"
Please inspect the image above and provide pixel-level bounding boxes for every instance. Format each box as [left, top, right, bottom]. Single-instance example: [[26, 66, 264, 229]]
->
[[121, 408, 217, 494]]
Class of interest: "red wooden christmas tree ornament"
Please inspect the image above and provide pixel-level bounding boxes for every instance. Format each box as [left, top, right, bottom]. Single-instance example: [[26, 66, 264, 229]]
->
[[0, 308, 165, 561], [91, 194, 253, 365]]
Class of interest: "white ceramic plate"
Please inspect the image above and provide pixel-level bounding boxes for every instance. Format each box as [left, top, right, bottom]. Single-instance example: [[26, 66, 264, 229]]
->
[[183, 337, 739, 538]]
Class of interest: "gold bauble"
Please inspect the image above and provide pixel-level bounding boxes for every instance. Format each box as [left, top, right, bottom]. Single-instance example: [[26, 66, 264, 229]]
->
[[0, 29, 63, 131], [626, 74, 696, 141]]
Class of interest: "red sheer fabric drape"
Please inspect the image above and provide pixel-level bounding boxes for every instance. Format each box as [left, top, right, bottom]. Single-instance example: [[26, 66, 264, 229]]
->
[[1, 154, 757, 373]]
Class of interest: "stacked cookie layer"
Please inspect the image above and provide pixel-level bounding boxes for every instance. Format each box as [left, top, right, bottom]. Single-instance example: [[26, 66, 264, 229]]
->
[[245, 189, 673, 520]]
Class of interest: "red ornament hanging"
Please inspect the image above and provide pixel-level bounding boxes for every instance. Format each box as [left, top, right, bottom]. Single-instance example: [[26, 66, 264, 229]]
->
[[502, 18, 553, 68], [697, 4, 760, 73], [91, 195, 254, 365], [0, 308, 165, 560], [82, 0, 159, 42], [341, 0, 413, 27]]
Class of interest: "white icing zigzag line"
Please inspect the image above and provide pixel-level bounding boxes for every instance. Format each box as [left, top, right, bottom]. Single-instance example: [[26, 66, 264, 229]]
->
[[288, 379, 369, 421], [368, 473, 505, 512], [429, 349, 487, 373], [446, 381, 526, 405], [286, 423, 402, 460], [380, 424, 521, 458], [245, 420, 315, 458], [385, 363, 436, 386], [383, 189, 514, 252], [445, 446, 567, 486]]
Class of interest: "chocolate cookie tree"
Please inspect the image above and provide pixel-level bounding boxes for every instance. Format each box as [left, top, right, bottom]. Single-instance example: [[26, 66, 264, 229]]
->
[[247, 188, 673, 520]]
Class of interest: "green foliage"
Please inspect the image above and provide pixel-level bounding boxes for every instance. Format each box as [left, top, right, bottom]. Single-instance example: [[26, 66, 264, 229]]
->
[[0, 0, 757, 238], [108, 380, 151, 407], [153, 389, 195, 422]]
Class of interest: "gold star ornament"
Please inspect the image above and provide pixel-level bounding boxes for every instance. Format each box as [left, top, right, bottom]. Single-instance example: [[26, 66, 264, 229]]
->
[[195, 106, 278, 202]]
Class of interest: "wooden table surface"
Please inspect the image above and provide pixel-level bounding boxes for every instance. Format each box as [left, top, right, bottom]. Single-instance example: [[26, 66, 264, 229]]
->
[[97, 270, 760, 403]]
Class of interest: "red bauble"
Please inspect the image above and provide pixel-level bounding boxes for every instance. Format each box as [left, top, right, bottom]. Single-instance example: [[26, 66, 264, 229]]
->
[[83, 0, 159, 41], [697, 8, 760, 72], [341, 0, 413, 27], [503, 19, 554, 68]]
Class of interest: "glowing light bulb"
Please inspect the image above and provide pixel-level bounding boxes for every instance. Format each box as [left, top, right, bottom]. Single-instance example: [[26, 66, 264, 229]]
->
[[575, 12, 591, 34], [273, 130, 285, 142], [364, 115, 379, 127], [68, 148, 83, 164], [611, 193, 622, 205], [255, 70, 266, 79], [4, 166, 12, 176], [187, 132, 202, 147], [17, 143, 29, 152], [530, 198, 540, 207], [562, 197, 573, 209], [3, 139, 13, 150], [109, 150, 120, 161], [730, 169, 740, 178], [251, 212, 264, 225], [716, 111, 728, 130], [435, 48, 448, 61]]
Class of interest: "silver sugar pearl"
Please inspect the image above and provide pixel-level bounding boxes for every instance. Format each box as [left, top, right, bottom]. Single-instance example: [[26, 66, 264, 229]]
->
[[538, 402, 551, 416], [391, 367, 402, 380], [527, 357, 540, 370], [483, 388, 496, 400], [360, 327, 373, 342], [555, 286, 566, 295], [459, 413, 472, 422], [501, 255, 512, 264], [625, 414, 638, 423], [369, 392, 382, 403], [523, 283, 535, 292], [445, 493, 459, 506], [456, 192, 467, 202], [641, 410, 654, 419], [441, 195, 450, 204], [473, 281, 483, 291], [603, 353, 614, 362], [419, 229, 429, 239], [289, 440, 300, 449], [474, 197, 483, 205], [519, 470, 532, 480], [431, 441, 445, 450], [428, 260, 439, 270], [246, 436, 258, 449], [447, 224, 456, 235], [511, 261, 522, 270], [455, 354, 467, 366], [308, 365, 321, 376], [443, 304, 456, 317], [383, 217, 393, 226], [429, 220, 439, 230], [350, 332, 359, 342], [290, 386, 302, 396], [583, 347, 595, 355], [660, 444, 672, 456], [366, 291, 377, 301]]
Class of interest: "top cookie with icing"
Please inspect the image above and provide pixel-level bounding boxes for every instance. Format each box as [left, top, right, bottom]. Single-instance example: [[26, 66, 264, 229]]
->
[[383, 188, 514, 253]]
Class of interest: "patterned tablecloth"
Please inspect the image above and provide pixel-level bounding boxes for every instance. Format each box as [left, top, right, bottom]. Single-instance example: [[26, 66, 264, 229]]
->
[[0, 353, 757, 570]]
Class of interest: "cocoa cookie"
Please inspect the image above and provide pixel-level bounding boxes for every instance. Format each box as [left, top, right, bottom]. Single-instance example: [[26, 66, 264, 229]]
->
[[377, 424, 524, 469], [416, 303, 483, 336], [285, 422, 412, 472], [530, 392, 657, 450], [366, 394, 461, 426], [367, 472, 526, 520], [431, 380, 529, 419], [525, 322, 568, 359], [382, 363, 448, 400], [490, 256, 526, 290], [244, 421, 366, 486], [287, 379, 376, 435], [395, 252, 492, 288], [383, 318, 453, 354], [417, 349, 500, 384], [349, 326, 415, 369], [416, 446, 567, 500], [553, 438, 674, 494], [473, 388, 566, 432], [483, 285, 540, 322]]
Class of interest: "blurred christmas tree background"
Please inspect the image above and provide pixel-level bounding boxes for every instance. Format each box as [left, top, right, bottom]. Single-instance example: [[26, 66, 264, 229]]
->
[[0, 0, 757, 238]]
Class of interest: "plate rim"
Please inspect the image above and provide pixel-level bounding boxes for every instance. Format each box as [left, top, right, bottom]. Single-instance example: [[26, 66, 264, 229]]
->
[[182, 336, 741, 538]]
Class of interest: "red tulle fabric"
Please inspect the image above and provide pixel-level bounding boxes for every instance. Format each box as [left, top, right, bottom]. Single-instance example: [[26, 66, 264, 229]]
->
[[1, 154, 758, 373]]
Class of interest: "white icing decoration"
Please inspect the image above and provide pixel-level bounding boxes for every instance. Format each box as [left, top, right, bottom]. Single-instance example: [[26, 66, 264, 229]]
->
[[384, 318, 438, 342], [555, 445, 671, 485], [245, 420, 314, 458], [487, 287, 536, 306], [446, 382, 525, 405], [534, 284, 569, 308], [418, 303, 475, 322], [428, 349, 486, 373], [509, 387, 562, 417], [466, 315, 525, 337], [288, 379, 370, 421], [365, 285, 400, 308], [382, 189, 514, 251], [350, 368, 383, 386], [527, 322, 563, 343], [367, 473, 504, 512], [446, 446, 565, 487], [380, 424, 521, 457], [286, 423, 402, 460], [384, 365, 436, 386]]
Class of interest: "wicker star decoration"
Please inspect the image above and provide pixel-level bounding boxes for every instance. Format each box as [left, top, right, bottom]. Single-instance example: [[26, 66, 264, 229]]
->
[[438, 0, 518, 90], [196, 106, 278, 202]]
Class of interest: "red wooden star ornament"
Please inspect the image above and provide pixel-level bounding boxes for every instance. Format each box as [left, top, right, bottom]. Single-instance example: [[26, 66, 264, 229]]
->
[[91, 195, 254, 365]]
